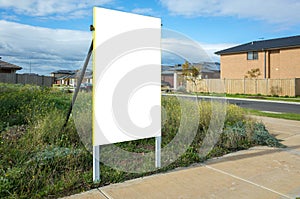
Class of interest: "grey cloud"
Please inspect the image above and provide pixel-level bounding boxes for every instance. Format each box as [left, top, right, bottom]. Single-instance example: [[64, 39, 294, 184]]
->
[[0, 20, 229, 75], [0, 20, 91, 75]]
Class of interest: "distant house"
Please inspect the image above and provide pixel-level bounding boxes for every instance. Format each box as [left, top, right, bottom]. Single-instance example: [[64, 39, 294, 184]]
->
[[161, 70, 177, 88], [51, 70, 76, 85], [161, 62, 220, 89], [193, 62, 220, 79], [51, 70, 92, 86], [161, 65, 177, 88], [0, 60, 22, 73], [215, 35, 300, 79]]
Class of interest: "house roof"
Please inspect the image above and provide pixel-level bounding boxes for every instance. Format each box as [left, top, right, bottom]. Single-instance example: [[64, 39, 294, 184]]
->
[[0, 60, 22, 70], [51, 70, 76, 75], [161, 70, 174, 75], [215, 35, 300, 55], [56, 74, 73, 80]]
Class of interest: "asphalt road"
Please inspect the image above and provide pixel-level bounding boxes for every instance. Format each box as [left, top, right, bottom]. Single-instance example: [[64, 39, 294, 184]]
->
[[223, 98, 300, 114], [164, 94, 300, 114]]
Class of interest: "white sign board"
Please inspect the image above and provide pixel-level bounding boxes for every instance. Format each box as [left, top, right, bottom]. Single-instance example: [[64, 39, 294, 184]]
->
[[93, 7, 161, 146]]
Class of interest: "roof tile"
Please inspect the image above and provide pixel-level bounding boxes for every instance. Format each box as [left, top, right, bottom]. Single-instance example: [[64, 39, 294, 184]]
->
[[215, 35, 300, 55]]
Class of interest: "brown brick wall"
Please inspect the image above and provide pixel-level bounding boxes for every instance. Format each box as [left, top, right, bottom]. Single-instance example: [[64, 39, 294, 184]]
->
[[220, 48, 300, 79], [276, 48, 300, 78]]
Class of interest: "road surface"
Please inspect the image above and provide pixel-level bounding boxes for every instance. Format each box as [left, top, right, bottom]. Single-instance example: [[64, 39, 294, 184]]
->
[[223, 98, 300, 114], [163, 94, 300, 114]]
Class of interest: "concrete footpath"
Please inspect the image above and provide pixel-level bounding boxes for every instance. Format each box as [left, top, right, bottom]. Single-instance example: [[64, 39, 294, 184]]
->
[[63, 117, 300, 199]]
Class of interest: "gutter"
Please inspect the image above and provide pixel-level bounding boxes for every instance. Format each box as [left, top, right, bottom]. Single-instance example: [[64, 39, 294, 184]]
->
[[263, 49, 267, 79]]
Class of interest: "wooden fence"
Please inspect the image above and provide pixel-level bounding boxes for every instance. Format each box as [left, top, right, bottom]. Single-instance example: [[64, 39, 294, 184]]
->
[[187, 78, 300, 97], [0, 73, 54, 87]]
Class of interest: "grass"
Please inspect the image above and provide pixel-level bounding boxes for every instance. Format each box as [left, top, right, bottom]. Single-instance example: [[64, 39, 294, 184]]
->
[[167, 92, 300, 103], [244, 108, 300, 121], [0, 83, 285, 198], [225, 93, 300, 103], [192, 92, 300, 103]]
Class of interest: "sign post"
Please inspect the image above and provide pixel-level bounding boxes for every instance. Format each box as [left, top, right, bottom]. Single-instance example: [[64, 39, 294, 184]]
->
[[155, 136, 161, 168], [93, 145, 100, 182]]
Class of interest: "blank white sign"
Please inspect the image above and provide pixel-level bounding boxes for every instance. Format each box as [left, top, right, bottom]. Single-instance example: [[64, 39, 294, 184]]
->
[[93, 7, 161, 146]]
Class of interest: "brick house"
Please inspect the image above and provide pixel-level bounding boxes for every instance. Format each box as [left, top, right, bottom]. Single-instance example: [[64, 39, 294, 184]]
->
[[51, 70, 76, 85], [51, 70, 92, 86], [161, 62, 220, 89], [0, 60, 22, 73], [215, 35, 300, 79]]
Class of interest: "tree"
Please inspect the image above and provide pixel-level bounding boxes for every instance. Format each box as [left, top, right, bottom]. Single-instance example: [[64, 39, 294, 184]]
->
[[182, 61, 201, 94], [245, 68, 261, 79]]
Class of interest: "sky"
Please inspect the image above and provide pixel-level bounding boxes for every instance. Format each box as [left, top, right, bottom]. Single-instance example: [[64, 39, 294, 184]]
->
[[1, 0, 300, 75]]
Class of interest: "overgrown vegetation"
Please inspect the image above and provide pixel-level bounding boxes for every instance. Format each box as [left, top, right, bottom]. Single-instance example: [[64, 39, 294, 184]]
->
[[0, 83, 284, 198]]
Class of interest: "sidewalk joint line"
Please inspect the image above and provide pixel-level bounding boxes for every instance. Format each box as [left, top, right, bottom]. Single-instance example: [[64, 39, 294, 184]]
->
[[280, 134, 299, 140], [98, 188, 111, 199], [203, 164, 293, 199]]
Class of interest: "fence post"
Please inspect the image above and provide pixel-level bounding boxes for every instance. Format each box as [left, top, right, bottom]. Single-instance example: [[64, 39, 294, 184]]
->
[[266, 79, 269, 95], [255, 79, 257, 94], [42, 75, 44, 86], [224, 78, 226, 94], [243, 78, 246, 94], [293, 78, 297, 97], [173, 72, 177, 90]]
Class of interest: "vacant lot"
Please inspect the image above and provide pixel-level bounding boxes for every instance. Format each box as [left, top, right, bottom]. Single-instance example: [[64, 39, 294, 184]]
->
[[0, 83, 284, 198]]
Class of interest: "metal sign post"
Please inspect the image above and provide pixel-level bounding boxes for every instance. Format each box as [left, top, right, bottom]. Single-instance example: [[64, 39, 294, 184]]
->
[[93, 145, 100, 182], [155, 136, 161, 168], [62, 41, 93, 130]]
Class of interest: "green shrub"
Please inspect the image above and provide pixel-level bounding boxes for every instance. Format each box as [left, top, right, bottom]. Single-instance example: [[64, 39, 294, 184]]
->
[[220, 121, 251, 150], [252, 122, 285, 148]]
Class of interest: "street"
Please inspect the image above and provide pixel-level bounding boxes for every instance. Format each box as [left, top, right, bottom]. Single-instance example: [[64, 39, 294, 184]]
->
[[163, 94, 300, 114], [224, 98, 300, 114]]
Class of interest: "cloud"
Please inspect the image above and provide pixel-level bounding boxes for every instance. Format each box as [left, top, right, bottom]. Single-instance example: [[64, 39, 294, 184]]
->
[[162, 37, 210, 64], [161, 29, 210, 64], [131, 8, 155, 16], [0, 12, 19, 21], [161, 29, 235, 64], [0, 20, 233, 75], [0, 0, 113, 19], [0, 20, 91, 75], [161, 38, 235, 64], [200, 43, 237, 62], [159, 0, 300, 26]]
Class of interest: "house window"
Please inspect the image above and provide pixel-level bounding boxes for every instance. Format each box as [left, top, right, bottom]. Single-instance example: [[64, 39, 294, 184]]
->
[[247, 51, 258, 60]]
